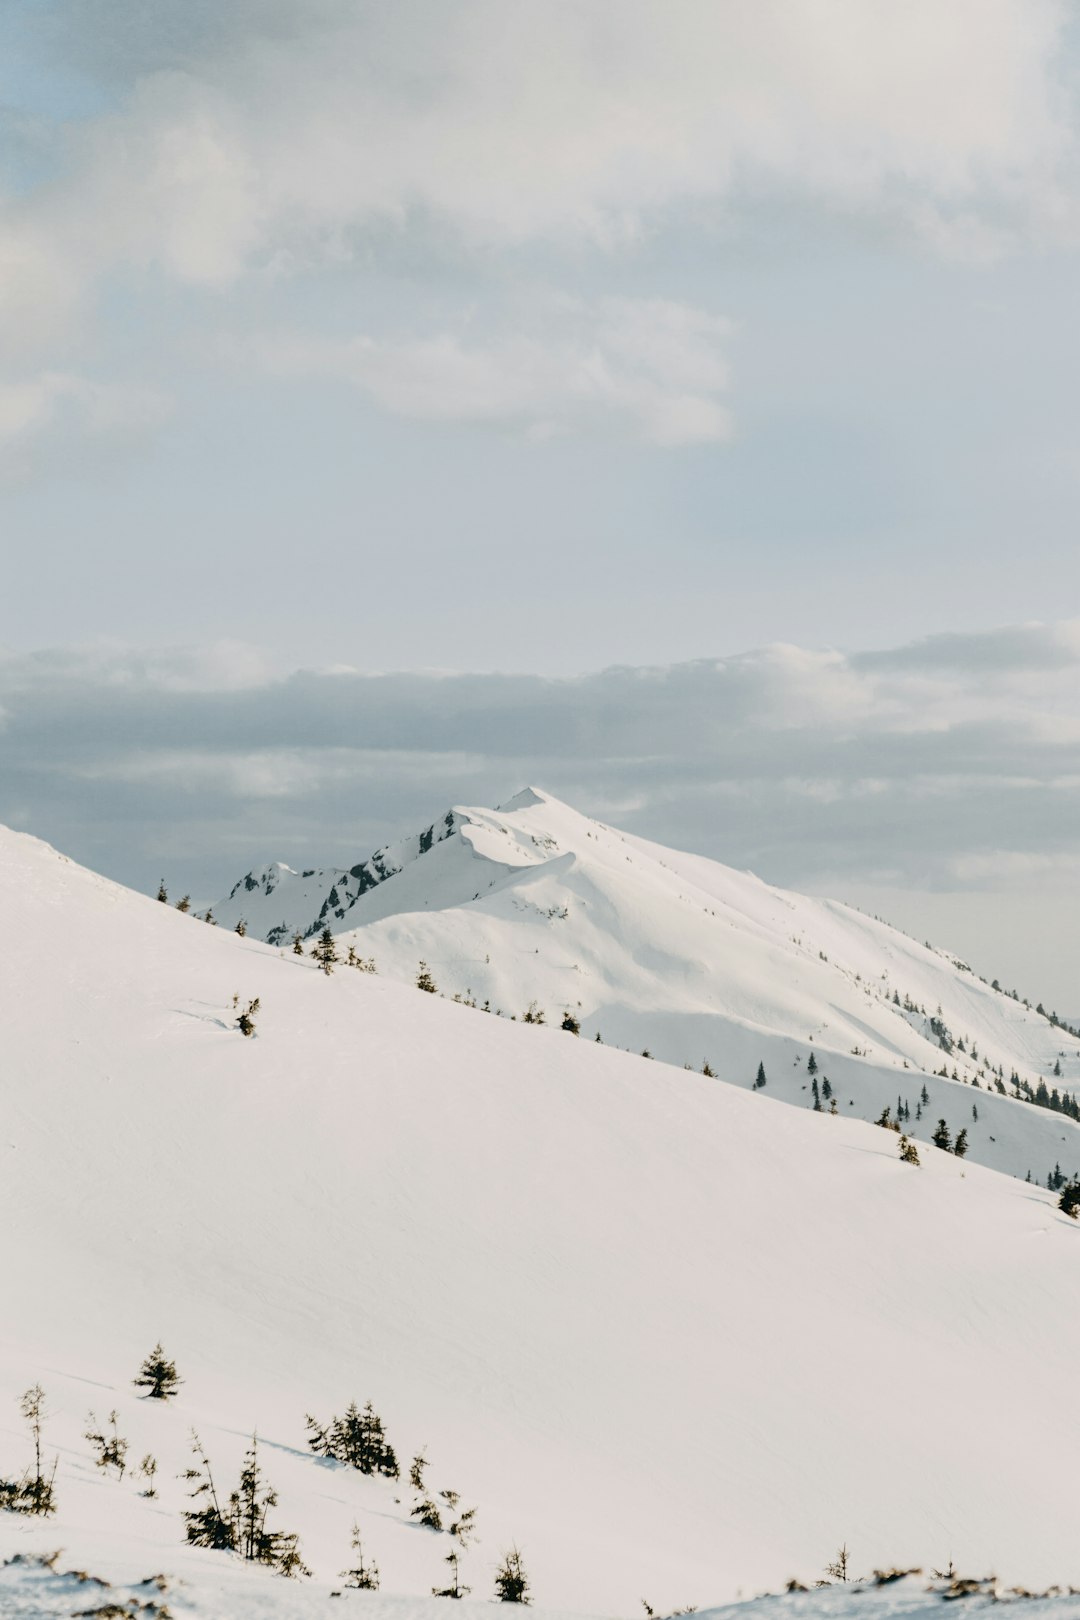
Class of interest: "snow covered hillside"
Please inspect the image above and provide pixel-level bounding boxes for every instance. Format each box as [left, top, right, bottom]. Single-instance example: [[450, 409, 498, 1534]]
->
[[5, 823, 1080, 1614], [211, 788, 1080, 1185]]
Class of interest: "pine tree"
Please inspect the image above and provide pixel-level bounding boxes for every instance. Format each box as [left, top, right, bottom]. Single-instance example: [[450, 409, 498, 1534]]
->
[[137, 1454, 158, 1497], [134, 1342, 182, 1400], [417, 961, 438, 994], [754, 1062, 766, 1089], [433, 1544, 470, 1599], [183, 1432, 236, 1552], [204, 908, 216, 926], [825, 1545, 851, 1582], [156, 880, 168, 903], [441, 1488, 477, 1546], [412, 1494, 443, 1530], [898, 1134, 920, 1166], [821, 1077, 832, 1100], [237, 997, 260, 1037], [235, 919, 247, 937], [806, 1052, 818, 1076], [932, 1119, 952, 1152], [953, 1129, 969, 1158], [85, 1410, 128, 1480], [811, 1077, 821, 1110], [1059, 1182, 1080, 1219], [313, 928, 338, 975], [920, 1084, 929, 1106], [409, 1451, 428, 1492], [305, 1402, 398, 1477], [341, 1523, 380, 1590], [495, 1547, 532, 1604], [560, 1012, 581, 1035], [702, 1061, 715, 1077], [292, 933, 305, 955], [0, 1385, 57, 1516], [230, 1435, 308, 1574], [176, 895, 191, 913]]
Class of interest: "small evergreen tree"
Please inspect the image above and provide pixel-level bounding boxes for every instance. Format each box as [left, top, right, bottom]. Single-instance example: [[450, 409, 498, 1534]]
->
[[417, 961, 438, 993], [341, 1523, 380, 1590], [560, 1012, 581, 1035], [176, 895, 191, 913], [0, 1385, 57, 1516], [156, 880, 168, 903], [441, 1488, 477, 1546], [412, 1493, 443, 1530], [409, 1451, 429, 1492], [932, 1119, 952, 1152], [229, 1435, 309, 1576], [1059, 1182, 1080, 1219], [313, 928, 338, 975], [522, 1001, 545, 1024], [811, 1077, 821, 1111], [702, 1062, 715, 1077], [807, 1052, 818, 1076], [292, 933, 305, 955], [433, 1544, 470, 1599], [204, 908, 216, 925], [235, 919, 247, 937], [495, 1546, 531, 1604], [953, 1129, 969, 1158], [137, 1453, 158, 1498], [183, 1432, 235, 1552], [754, 1062, 766, 1089], [920, 1084, 930, 1106], [134, 1342, 182, 1400], [85, 1410, 128, 1480], [821, 1077, 832, 1100], [824, 1545, 851, 1582], [237, 997, 260, 1037], [898, 1134, 920, 1166]]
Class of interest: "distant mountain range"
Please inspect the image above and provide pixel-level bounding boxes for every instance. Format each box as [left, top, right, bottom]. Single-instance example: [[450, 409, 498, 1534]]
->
[[210, 786, 1080, 1185]]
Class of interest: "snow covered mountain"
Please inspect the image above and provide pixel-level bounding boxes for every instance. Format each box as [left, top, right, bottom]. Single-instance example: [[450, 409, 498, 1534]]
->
[[212, 788, 1080, 1186], [6, 821, 1080, 1615]]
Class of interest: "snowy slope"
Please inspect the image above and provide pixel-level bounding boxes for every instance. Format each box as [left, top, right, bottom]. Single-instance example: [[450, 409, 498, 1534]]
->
[[213, 789, 1080, 1185], [5, 824, 1080, 1614]]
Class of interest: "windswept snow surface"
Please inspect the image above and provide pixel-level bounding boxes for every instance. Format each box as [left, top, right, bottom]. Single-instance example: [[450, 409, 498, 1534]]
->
[[5, 824, 1080, 1612], [213, 789, 1080, 1184], [0, 1567, 1073, 1620]]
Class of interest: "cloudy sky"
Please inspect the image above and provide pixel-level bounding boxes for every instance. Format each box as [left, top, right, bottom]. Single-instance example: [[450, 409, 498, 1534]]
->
[[2, 3, 1080, 1003]]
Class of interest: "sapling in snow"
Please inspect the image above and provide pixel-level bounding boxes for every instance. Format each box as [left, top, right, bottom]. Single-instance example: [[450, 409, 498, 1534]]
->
[[134, 1342, 182, 1400], [433, 1543, 470, 1599], [237, 997, 260, 1037], [495, 1546, 531, 1604], [341, 1523, 380, 1590], [137, 1453, 158, 1497], [0, 1385, 57, 1516], [313, 928, 338, 975], [85, 1409, 128, 1479]]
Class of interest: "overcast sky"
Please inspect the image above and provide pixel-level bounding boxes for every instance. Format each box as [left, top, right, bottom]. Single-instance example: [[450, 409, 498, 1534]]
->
[[2, 3, 1080, 1003]]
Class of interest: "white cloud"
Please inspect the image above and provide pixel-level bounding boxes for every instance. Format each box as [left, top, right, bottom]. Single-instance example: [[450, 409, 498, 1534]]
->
[[4, 0, 1076, 363], [257, 296, 732, 444], [0, 371, 170, 477]]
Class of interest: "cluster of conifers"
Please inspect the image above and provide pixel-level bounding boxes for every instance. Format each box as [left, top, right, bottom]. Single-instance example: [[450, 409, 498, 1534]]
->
[[0, 1345, 531, 1601]]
